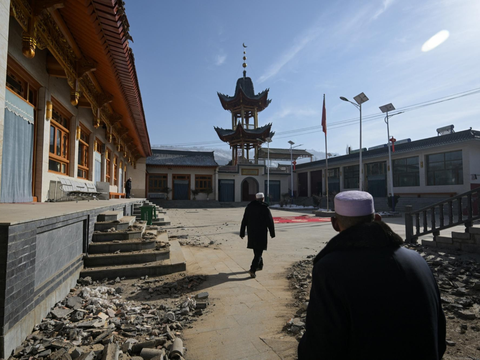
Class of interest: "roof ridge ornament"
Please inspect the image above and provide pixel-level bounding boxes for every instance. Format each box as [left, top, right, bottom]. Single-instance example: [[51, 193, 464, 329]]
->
[[242, 43, 247, 77]]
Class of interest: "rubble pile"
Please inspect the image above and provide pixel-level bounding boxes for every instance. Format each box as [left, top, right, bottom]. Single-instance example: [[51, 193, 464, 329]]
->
[[170, 235, 219, 248], [284, 245, 480, 358], [9, 275, 210, 360]]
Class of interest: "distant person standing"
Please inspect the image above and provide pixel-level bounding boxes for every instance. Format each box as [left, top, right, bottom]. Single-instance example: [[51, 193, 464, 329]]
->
[[240, 192, 275, 278], [298, 190, 446, 360], [125, 177, 132, 198]]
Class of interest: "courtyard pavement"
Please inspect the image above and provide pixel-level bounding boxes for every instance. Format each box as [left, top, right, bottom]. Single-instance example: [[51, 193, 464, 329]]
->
[[165, 208, 408, 360]]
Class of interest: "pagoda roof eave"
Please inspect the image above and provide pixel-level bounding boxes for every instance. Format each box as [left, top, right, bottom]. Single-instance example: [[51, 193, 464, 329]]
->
[[214, 123, 273, 143]]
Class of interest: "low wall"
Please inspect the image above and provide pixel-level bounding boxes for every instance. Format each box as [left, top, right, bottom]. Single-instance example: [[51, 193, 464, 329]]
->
[[0, 200, 141, 357]]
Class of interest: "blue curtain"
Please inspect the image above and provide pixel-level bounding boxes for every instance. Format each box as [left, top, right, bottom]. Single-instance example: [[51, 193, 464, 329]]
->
[[1, 90, 34, 203]]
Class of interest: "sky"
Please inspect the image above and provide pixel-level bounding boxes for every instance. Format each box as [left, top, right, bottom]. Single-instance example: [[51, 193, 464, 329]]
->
[[126, 0, 480, 158]]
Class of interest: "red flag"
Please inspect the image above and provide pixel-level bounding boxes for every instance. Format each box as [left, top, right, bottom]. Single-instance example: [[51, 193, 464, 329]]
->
[[322, 94, 327, 134]]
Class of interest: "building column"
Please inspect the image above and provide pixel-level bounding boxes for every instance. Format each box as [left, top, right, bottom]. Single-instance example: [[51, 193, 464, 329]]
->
[[307, 170, 311, 197], [0, 0, 11, 192], [36, 87, 50, 201]]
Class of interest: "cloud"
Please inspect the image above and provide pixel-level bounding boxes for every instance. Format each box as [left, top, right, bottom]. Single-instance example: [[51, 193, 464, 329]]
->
[[258, 29, 321, 84], [215, 53, 226, 66], [269, 107, 318, 120], [372, 0, 395, 20], [421, 30, 450, 52]]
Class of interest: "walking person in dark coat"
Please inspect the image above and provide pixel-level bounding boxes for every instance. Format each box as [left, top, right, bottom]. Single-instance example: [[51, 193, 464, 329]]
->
[[240, 192, 275, 278], [298, 190, 446, 360], [125, 177, 132, 199]]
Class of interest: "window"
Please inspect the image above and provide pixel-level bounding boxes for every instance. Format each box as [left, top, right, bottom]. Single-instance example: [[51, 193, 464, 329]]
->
[[366, 162, 386, 176], [105, 149, 111, 183], [77, 124, 90, 179], [343, 165, 359, 189], [195, 175, 212, 192], [6, 65, 37, 106], [48, 100, 70, 175], [149, 174, 167, 192], [427, 150, 463, 186], [328, 168, 340, 195], [393, 157, 419, 187]]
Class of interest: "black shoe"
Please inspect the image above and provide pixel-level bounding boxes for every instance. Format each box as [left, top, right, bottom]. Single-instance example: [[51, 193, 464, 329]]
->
[[248, 270, 256, 278]]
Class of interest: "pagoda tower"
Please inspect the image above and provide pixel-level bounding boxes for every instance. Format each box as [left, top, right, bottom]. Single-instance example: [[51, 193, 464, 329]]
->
[[214, 45, 274, 165]]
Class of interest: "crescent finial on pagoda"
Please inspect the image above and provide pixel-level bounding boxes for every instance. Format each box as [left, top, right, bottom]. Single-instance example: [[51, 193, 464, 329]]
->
[[242, 43, 247, 77]]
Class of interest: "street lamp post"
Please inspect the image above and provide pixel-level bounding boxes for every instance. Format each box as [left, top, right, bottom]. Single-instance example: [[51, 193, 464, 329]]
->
[[288, 140, 302, 200], [288, 141, 295, 198], [340, 92, 369, 190], [379, 103, 403, 211]]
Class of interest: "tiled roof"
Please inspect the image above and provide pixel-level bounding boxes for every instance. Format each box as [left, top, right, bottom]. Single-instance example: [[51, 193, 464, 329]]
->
[[296, 129, 480, 170], [218, 76, 268, 101], [258, 148, 313, 160], [214, 123, 273, 137], [59, 0, 151, 157], [147, 149, 219, 167], [217, 75, 271, 111]]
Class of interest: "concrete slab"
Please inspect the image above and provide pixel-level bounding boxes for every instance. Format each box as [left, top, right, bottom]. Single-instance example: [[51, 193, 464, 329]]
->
[[0, 199, 144, 225]]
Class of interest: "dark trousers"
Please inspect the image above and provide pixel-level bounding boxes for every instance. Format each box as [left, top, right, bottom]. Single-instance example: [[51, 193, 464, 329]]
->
[[250, 248, 264, 272], [126, 189, 131, 198]]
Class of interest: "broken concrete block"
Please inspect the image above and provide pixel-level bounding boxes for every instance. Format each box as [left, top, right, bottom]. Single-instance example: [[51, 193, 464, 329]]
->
[[76, 351, 96, 360], [66, 296, 83, 310], [101, 343, 119, 360], [49, 348, 73, 360], [51, 307, 73, 319], [139, 348, 164, 360], [195, 292, 209, 300], [70, 347, 84, 360]]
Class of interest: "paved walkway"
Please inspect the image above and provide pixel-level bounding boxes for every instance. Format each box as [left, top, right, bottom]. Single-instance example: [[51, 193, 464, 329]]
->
[[164, 208, 409, 360]]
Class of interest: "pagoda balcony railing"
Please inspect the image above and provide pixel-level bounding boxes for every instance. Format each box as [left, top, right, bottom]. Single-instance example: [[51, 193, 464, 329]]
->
[[218, 165, 238, 173]]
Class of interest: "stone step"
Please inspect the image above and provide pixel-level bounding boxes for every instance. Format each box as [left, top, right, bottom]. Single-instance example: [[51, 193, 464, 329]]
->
[[84, 249, 170, 267], [468, 227, 480, 235], [79, 240, 186, 280], [152, 216, 171, 226], [92, 229, 143, 242], [451, 231, 472, 240], [87, 239, 156, 254], [94, 216, 136, 232], [97, 211, 123, 222]]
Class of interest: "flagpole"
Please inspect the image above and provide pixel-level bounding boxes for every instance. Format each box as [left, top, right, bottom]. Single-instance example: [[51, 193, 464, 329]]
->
[[322, 94, 329, 210]]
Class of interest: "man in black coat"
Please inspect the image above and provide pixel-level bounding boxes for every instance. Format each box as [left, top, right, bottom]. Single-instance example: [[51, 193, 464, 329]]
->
[[125, 177, 132, 199], [298, 190, 446, 360], [240, 192, 275, 278]]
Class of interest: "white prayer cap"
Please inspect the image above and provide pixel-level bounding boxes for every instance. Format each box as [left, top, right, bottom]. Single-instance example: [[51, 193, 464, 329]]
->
[[334, 191, 375, 217], [256, 192, 265, 199]]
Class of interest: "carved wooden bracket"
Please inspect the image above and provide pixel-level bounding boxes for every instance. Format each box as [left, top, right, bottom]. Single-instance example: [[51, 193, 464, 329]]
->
[[76, 57, 97, 78], [32, 0, 65, 16], [107, 113, 122, 126], [96, 93, 114, 109]]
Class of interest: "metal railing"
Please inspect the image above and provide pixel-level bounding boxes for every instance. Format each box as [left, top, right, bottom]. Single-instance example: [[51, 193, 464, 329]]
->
[[405, 187, 480, 243]]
